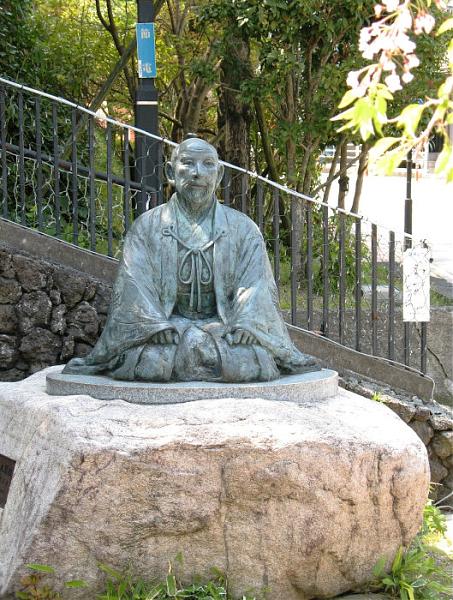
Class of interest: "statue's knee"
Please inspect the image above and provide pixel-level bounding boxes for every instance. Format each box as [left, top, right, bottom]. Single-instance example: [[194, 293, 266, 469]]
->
[[173, 326, 220, 380], [180, 325, 209, 352]]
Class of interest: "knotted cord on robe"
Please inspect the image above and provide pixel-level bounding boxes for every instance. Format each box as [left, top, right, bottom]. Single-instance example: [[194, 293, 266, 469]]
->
[[162, 226, 225, 313]]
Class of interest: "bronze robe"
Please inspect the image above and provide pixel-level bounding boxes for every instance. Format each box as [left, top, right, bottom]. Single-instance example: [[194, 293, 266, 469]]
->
[[64, 195, 315, 382]]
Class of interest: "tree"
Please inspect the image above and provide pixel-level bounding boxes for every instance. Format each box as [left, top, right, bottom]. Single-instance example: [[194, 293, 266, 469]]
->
[[333, 0, 453, 181]]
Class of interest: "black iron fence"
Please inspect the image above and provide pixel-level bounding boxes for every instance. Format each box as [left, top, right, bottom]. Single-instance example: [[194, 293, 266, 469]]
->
[[0, 77, 430, 374]]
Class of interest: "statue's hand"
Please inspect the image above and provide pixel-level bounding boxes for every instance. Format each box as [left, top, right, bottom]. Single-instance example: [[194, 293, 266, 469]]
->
[[150, 327, 179, 345], [225, 328, 259, 346]]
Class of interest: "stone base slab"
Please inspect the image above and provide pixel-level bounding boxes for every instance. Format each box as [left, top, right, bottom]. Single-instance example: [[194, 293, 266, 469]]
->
[[0, 367, 430, 600], [46, 367, 338, 404]]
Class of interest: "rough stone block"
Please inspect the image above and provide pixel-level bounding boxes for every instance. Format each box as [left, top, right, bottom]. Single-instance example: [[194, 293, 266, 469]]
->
[[431, 431, 453, 459], [91, 284, 112, 315], [50, 305, 67, 335], [52, 271, 87, 309], [409, 420, 434, 446], [66, 301, 99, 342], [49, 289, 62, 306], [12, 255, 48, 291], [0, 278, 21, 305], [0, 368, 430, 600], [428, 455, 448, 483], [19, 328, 62, 367], [0, 305, 17, 335], [0, 335, 18, 369], [0, 368, 25, 382], [412, 406, 431, 422], [380, 395, 416, 423], [16, 291, 52, 333], [0, 248, 14, 279], [429, 411, 453, 432]]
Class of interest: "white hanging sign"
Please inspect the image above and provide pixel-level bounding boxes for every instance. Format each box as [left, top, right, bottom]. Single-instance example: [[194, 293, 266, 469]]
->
[[403, 244, 430, 322]]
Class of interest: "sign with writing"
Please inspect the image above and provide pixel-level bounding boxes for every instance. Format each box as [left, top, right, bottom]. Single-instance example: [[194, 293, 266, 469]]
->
[[403, 245, 430, 322], [136, 23, 157, 78], [0, 454, 16, 509]]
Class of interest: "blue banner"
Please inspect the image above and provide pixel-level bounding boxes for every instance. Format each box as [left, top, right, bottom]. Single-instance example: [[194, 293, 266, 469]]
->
[[136, 23, 157, 78]]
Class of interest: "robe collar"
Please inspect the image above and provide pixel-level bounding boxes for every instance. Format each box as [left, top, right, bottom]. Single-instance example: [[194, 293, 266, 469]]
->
[[159, 195, 230, 323]]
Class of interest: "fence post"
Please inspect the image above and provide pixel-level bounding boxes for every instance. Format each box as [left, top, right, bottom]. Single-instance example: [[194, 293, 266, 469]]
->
[[135, 0, 160, 213]]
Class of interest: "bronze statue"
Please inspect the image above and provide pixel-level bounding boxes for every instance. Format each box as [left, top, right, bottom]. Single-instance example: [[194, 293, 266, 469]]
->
[[64, 138, 317, 382]]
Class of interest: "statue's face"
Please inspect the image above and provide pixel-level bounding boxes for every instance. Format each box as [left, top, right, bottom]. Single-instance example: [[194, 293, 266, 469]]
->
[[172, 140, 223, 209]]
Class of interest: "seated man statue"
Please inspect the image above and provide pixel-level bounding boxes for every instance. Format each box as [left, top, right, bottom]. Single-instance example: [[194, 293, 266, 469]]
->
[[64, 137, 317, 382]]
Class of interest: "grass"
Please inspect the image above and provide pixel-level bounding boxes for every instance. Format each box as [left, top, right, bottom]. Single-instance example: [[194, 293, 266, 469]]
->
[[370, 501, 452, 600]]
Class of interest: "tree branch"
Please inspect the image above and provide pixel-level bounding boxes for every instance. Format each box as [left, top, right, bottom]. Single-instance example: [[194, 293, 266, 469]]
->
[[254, 97, 280, 183], [95, 0, 111, 33], [312, 152, 361, 195]]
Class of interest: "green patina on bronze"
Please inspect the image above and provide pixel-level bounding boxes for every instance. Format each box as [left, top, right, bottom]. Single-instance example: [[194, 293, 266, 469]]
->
[[64, 138, 317, 382]]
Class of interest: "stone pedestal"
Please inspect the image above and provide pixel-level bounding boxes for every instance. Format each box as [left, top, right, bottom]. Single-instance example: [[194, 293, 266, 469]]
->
[[0, 367, 430, 600], [46, 367, 338, 404]]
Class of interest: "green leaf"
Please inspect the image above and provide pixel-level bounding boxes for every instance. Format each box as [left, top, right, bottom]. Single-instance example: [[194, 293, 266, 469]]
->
[[434, 141, 452, 174], [359, 118, 375, 141], [166, 573, 177, 596], [331, 105, 356, 122], [397, 104, 425, 137], [373, 556, 386, 577], [437, 17, 453, 36], [376, 147, 407, 174], [97, 563, 123, 580], [65, 579, 88, 588], [446, 164, 453, 183], [338, 89, 360, 109], [369, 137, 400, 162], [26, 564, 55, 574]]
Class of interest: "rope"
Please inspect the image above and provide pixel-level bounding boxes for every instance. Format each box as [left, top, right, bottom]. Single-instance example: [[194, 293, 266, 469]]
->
[[162, 226, 224, 312]]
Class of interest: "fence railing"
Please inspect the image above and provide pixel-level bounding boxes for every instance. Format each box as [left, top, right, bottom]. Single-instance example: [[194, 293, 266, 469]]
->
[[0, 76, 430, 374]]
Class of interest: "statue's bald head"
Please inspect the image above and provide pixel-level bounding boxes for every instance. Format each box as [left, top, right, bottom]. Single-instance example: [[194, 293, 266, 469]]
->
[[170, 137, 219, 168], [165, 137, 224, 212]]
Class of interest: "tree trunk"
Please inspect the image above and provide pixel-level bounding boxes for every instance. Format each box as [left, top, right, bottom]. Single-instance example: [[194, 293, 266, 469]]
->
[[351, 142, 370, 214], [219, 30, 253, 208], [322, 142, 342, 204], [337, 139, 349, 210]]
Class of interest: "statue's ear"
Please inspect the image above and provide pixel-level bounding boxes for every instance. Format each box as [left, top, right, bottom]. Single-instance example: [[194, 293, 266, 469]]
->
[[165, 161, 175, 186], [216, 163, 224, 189]]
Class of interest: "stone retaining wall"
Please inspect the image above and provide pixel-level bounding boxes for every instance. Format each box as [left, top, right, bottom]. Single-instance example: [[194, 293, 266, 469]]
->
[[0, 244, 452, 504], [0, 245, 112, 381]]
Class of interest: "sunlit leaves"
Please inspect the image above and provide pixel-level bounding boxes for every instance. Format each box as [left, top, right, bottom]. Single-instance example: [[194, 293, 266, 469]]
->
[[332, 86, 390, 140], [333, 2, 453, 182], [436, 17, 453, 36], [368, 136, 400, 162], [435, 140, 453, 182], [397, 104, 425, 136]]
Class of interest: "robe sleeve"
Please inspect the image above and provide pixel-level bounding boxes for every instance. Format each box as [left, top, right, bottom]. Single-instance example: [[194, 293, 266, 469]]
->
[[228, 219, 309, 368], [65, 209, 173, 370]]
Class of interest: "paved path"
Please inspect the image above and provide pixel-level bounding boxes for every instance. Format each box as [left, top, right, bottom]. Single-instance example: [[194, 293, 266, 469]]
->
[[325, 172, 453, 297]]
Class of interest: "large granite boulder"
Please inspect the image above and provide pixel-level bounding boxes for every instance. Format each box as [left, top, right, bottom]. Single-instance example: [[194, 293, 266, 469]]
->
[[0, 367, 429, 600]]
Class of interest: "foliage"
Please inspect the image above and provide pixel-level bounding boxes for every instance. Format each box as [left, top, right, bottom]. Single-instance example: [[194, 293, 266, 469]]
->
[[0, 1, 44, 87], [96, 562, 259, 600], [372, 501, 452, 600], [333, 1, 453, 182], [420, 500, 447, 539], [15, 563, 260, 600], [16, 564, 86, 600], [373, 545, 451, 600]]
